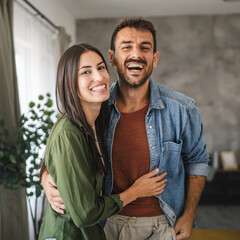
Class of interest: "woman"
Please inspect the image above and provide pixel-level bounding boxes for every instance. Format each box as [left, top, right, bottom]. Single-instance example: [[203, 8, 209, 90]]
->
[[38, 43, 167, 240]]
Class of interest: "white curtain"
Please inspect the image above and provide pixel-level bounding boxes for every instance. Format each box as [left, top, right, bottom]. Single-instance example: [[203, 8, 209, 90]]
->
[[13, 2, 59, 239], [13, 2, 71, 238], [13, 2, 58, 114]]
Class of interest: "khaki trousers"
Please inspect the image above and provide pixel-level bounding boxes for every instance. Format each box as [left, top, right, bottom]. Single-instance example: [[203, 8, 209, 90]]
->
[[104, 214, 176, 240]]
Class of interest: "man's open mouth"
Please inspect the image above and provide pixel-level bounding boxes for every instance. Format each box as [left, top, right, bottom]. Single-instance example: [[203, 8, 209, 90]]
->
[[126, 63, 144, 72]]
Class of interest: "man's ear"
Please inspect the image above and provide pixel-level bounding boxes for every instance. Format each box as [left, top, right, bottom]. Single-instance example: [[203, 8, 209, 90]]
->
[[108, 49, 115, 66], [153, 51, 159, 69]]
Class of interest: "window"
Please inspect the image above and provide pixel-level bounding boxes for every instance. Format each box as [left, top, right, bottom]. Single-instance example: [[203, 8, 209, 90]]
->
[[14, 1, 58, 114], [13, 2, 59, 238]]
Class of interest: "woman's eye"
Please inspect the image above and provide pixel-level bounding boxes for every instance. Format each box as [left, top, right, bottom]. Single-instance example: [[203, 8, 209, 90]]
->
[[98, 65, 105, 70], [81, 70, 91, 75]]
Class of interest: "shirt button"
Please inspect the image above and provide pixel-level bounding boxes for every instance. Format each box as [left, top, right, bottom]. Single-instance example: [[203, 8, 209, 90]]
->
[[152, 146, 156, 150], [149, 125, 152, 129]]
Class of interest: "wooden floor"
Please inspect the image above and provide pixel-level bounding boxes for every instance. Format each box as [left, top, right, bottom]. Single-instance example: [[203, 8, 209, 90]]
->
[[192, 229, 240, 240]]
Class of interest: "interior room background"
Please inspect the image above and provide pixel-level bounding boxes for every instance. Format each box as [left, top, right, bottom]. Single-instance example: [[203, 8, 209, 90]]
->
[[0, 1, 72, 239], [76, 16, 240, 163], [14, 1, 240, 161], [1, 0, 240, 239]]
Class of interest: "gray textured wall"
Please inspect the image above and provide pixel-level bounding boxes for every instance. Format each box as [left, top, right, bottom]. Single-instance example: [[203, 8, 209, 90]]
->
[[76, 15, 240, 164]]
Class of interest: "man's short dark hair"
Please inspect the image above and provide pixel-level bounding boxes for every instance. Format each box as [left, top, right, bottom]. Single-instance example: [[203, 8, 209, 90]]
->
[[110, 17, 157, 53]]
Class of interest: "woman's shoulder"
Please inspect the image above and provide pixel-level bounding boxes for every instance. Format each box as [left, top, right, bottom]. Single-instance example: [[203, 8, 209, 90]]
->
[[46, 117, 87, 150], [54, 116, 84, 136]]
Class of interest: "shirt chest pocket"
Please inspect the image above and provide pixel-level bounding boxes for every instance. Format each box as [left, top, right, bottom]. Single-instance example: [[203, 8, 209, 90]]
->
[[160, 140, 183, 172]]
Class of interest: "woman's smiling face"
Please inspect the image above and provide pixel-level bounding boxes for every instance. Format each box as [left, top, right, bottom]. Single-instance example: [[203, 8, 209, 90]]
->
[[77, 50, 110, 106]]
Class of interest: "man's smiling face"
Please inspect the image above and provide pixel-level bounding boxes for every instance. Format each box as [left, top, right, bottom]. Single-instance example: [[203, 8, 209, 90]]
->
[[109, 27, 159, 88]]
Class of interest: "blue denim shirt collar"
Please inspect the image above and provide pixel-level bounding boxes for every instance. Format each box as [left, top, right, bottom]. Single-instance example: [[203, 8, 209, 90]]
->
[[109, 79, 165, 110], [149, 79, 165, 110]]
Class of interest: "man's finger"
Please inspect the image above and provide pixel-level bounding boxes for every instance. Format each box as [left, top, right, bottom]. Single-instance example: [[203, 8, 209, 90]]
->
[[59, 204, 66, 210], [50, 188, 62, 197], [53, 202, 65, 210], [176, 230, 190, 240], [52, 205, 64, 214], [47, 176, 57, 187], [52, 197, 64, 205], [174, 222, 180, 234], [52, 200, 66, 210], [176, 233, 187, 240]]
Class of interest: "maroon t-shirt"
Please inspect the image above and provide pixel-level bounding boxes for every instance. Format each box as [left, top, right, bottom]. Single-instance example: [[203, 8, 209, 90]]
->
[[112, 104, 163, 217]]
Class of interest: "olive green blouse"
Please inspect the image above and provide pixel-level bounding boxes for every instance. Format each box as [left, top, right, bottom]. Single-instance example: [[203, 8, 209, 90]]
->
[[39, 117, 123, 240]]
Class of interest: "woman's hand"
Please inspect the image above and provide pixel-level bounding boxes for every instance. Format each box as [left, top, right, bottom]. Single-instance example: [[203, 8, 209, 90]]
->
[[119, 169, 167, 206], [133, 168, 167, 198]]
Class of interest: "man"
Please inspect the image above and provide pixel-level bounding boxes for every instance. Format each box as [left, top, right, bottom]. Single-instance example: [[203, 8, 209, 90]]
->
[[42, 18, 209, 240]]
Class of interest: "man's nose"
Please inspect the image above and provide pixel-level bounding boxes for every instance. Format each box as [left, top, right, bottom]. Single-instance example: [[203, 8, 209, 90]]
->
[[129, 46, 143, 60]]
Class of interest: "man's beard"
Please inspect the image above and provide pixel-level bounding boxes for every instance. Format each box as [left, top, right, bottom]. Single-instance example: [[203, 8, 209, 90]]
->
[[117, 71, 151, 89], [115, 60, 153, 89]]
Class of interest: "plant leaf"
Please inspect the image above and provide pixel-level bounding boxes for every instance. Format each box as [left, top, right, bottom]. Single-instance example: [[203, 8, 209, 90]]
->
[[29, 102, 35, 108], [45, 99, 53, 108], [38, 95, 44, 100], [9, 155, 17, 164]]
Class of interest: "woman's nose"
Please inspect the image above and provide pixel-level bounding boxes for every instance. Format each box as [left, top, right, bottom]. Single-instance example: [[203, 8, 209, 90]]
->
[[92, 70, 102, 82]]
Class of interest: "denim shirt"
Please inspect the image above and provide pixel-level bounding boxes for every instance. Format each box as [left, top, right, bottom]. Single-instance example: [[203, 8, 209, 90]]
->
[[103, 79, 210, 227]]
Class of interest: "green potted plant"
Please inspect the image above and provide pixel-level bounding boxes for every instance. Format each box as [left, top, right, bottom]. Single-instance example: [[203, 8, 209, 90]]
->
[[0, 93, 58, 240]]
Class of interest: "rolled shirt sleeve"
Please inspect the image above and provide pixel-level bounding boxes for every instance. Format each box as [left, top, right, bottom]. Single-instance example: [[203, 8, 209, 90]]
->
[[181, 105, 210, 176]]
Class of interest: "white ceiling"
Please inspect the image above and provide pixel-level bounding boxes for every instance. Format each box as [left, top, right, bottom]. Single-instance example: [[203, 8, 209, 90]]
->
[[59, 0, 240, 19]]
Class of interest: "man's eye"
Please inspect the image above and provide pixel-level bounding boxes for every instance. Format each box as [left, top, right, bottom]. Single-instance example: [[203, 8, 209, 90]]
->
[[141, 47, 150, 51], [122, 46, 131, 49]]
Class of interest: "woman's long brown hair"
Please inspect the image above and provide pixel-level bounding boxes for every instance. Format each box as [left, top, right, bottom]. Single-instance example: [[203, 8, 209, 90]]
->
[[40, 43, 110, 177]]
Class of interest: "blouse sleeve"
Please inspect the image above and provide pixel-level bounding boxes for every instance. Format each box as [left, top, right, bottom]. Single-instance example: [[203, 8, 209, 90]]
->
[[46, 129, 123, 228]]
